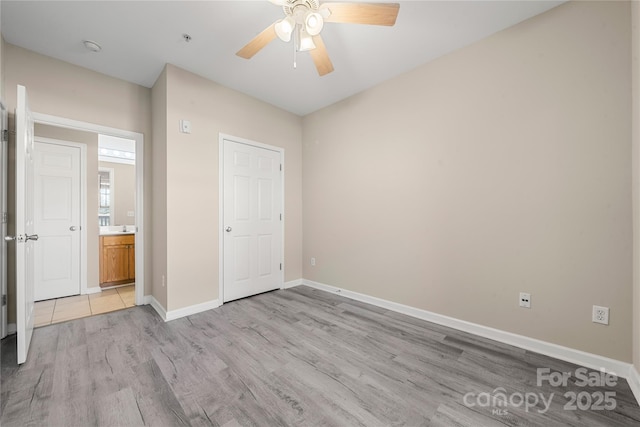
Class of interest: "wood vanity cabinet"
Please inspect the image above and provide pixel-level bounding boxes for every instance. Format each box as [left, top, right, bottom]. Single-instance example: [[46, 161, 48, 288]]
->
[[100, 234, 135, 287]]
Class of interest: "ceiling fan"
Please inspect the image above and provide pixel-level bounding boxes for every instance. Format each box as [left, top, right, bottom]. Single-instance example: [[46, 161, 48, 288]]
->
[[236, 0, 400, 76]]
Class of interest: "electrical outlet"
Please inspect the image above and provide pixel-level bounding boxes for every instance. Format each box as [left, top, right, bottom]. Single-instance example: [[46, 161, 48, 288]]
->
[[311, 257, 316, 266], [593, 305, 609, 325], [519, 292, 531, 308]]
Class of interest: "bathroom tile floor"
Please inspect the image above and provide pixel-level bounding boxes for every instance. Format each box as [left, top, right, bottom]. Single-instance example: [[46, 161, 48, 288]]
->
[[34, 285, 135, 327]]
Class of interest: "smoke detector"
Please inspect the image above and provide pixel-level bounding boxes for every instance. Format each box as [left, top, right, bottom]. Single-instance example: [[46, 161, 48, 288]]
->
[[83, 40, 102, 52]]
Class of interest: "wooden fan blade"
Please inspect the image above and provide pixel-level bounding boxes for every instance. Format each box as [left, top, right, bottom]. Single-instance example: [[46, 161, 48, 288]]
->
[[321, 2, 399, 26], [236, 23, 277, 59], [309, 35, 334, 76]]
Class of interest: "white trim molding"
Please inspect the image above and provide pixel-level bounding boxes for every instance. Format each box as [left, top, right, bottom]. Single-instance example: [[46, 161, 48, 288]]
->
[[83, 286, 102, 295], [145, 295, 167, 321], [283, 279, 303, 289], [165, 299, 221, 322], [297, 279, 638, 401], [144, 295, 220, 322], [627, 365, 640, 405]]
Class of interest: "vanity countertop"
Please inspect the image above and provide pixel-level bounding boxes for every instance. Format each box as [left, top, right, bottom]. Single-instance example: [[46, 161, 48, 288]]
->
[[99, 225, 135, 236], [99, 231, 135, 236]]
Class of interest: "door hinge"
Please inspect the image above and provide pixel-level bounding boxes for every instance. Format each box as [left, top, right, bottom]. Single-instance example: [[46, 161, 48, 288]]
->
[[280, 164, 282, 171], [2, 129, 8, 143], [280, 213, 282, 221], [280, 263, 282, 271], [1, 295, 6, 306], [1, 212, 6, 224]]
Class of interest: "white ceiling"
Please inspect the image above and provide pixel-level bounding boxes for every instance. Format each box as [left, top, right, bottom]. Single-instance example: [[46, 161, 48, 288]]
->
[[1, 1, 564, 116]]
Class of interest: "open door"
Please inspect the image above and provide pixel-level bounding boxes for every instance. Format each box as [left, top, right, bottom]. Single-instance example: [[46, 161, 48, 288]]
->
[[8, 85, 37, 364]]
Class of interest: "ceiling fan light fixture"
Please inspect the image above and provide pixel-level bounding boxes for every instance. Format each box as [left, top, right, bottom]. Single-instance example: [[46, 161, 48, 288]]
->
[[275, 16, 295, 42], [236, 1, 400, 76], [305, 12, 324, 36], [298, 29, 316, 52]]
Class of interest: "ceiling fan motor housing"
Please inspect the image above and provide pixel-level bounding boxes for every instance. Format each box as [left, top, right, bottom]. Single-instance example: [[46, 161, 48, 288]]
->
[[283, 0, 320, 17]]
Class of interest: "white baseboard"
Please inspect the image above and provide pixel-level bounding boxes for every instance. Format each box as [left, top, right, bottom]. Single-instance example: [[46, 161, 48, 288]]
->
[[299, 279, 637, 390], [83, 286, 102, 295], [144, 295, 167, 321], [144, 294, 220, 322], [283, 279, 303, 289], [165, 298, 221, 321], [627, 365, 640, 404], [142, 279, 304, 322]]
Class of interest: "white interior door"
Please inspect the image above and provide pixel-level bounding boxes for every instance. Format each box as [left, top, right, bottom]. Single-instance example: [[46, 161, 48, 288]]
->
[[14, 85, 36, 364], [223, 139, 282, 302], [34, 141, 81, 301]]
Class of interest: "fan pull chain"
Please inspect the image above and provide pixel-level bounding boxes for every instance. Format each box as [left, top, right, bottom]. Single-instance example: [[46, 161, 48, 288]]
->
[[293, 27, 298, 69]]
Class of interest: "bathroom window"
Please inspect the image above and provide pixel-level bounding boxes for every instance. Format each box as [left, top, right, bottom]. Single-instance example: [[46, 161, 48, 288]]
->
[[98, 168, 114, 226]]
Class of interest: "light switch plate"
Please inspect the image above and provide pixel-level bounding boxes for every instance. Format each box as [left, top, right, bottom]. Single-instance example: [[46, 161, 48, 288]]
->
[[180, 120, 191, 134]]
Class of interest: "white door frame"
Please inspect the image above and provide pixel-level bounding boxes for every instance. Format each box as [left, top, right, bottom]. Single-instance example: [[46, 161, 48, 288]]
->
[[0, 101, 7, 339], [32, 113, 145, 306], [34, 137, 87, 297], [218, 133, 285, 304]]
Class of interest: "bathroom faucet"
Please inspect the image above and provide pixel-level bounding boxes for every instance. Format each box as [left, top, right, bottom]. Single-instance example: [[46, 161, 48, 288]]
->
[[122, 225, 127, 232]]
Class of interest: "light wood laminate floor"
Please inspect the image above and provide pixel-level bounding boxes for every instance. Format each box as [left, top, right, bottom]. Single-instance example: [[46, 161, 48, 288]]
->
[[2, 286, 639, 426]]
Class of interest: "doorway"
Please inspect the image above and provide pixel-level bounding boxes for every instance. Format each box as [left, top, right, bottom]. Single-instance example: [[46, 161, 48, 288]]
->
[[32, 113, 145, 307], [97, 134, 136, 289], [219, 134, 284, 303]]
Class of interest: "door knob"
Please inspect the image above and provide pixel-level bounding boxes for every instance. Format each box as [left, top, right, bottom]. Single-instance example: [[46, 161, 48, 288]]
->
[[225, 226, 232, 232], [25, 234, 39, 242], [70, 226, 77, 231], [4, 236, 15, 241]]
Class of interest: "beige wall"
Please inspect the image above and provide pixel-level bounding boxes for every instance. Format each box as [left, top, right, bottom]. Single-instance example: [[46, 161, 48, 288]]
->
[[4, 44, 153, 319], [633, 0, 640, 370], [34, 124, 100, 295], [151, 66, 168, 308], [161, 64, 302, 311], [303, 1, 632, 362], [99, 161, 135, 226]]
